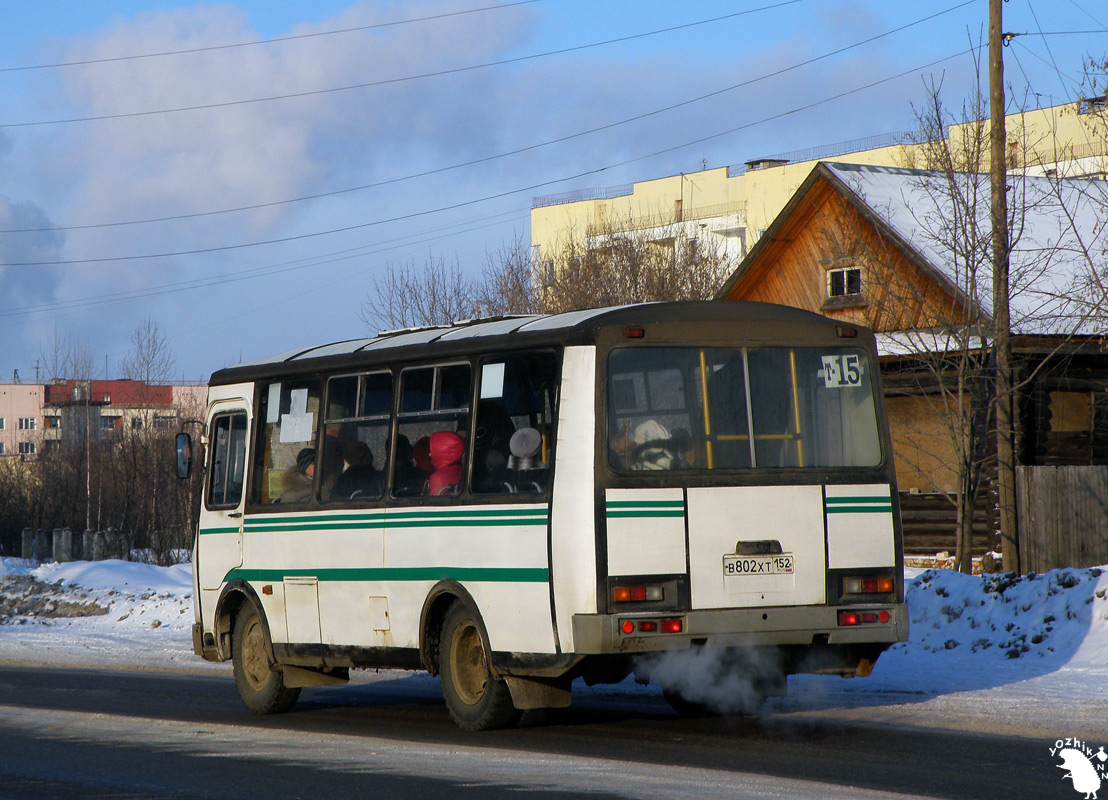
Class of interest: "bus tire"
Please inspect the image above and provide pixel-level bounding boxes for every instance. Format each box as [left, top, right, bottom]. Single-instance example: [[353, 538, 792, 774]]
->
[[232, 603, 301, 714], [439, 602, 519, 731], [663, 688, 721, 718]]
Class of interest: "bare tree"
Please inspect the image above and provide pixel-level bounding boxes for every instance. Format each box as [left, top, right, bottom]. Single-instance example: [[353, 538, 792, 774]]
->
[[476, 233, 540, 317], [360, 254, 480, 331], [116, 318, 182, 563], [539, 218, 736, 314]]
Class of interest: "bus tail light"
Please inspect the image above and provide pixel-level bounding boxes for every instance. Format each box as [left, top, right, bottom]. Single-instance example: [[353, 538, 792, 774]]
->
[[843, 576, 894, 595], [838, 610, 892, 626], [612, 585, 664, 603], [618, 618, 685, 635]]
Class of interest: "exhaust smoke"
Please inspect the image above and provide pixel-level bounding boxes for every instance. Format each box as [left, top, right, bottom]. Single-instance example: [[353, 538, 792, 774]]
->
[[635, 645, 786, 716]]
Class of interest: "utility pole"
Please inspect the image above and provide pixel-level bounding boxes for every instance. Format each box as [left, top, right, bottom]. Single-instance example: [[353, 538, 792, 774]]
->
[[990, 0, 1018, 573]]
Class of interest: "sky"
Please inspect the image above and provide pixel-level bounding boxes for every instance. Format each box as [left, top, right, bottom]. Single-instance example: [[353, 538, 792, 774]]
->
[[0, 0, 1104, 382]]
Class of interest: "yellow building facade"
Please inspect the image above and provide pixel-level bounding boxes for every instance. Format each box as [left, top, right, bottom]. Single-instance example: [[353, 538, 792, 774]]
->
[[530, 101, 1107, 276]]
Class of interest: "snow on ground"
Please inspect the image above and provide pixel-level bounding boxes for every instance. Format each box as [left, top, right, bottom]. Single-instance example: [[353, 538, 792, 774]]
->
[[2, 556, 1108, 736]]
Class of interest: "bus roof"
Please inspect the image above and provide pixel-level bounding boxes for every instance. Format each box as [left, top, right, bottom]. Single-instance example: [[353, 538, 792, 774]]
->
[[209, 301, 849, 386]]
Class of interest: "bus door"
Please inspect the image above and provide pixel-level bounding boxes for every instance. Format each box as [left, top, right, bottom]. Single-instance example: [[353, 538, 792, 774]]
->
[[197, 403, 250, 591], [686, 485, 826, 609]]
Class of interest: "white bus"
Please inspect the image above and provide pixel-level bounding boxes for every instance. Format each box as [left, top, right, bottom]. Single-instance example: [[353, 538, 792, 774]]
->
[[180, 301, 907, 729]]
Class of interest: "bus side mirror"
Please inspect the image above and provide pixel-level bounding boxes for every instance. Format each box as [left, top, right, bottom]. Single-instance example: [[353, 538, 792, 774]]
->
[[176, 433, 193, 480]]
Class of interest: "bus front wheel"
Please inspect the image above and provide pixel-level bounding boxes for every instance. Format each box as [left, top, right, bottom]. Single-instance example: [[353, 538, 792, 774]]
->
[[439, 603, 519, 731], [232, 603, 301, 714]]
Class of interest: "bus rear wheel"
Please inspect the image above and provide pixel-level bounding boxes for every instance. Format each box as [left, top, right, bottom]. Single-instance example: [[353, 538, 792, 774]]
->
[[439, 603, 519, 731], [232, 603, 300, 714]]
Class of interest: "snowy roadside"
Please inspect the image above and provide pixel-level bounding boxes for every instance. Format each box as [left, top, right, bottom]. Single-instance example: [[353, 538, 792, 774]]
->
[[2, 556, 1108, 739]]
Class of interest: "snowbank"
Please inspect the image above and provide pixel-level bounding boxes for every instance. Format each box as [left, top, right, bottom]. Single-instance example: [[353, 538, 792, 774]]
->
[[2, 557, 1108, 727]]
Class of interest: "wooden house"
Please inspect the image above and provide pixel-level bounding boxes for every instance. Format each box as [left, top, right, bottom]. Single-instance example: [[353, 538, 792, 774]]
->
[[716, 162, 1108, 557]]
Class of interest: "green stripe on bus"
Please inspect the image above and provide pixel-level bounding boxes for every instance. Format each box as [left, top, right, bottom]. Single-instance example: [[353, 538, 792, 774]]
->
[[825, 496, 890, 504], [225, 566, 549, 583], [245, 508, 547, 525], [605, 500, 685, 509], [606, 510, 686, 518], [245, 517, 548, 533], [199, 526, 240, 535]]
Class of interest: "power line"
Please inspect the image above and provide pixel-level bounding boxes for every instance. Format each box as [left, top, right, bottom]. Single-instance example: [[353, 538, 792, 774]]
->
[[0, 1, 806, 129], [0, 206, 530, 321], [0, 47, 972, 269], [0, 1, 543, 73], [1025, 0, 1072, 102], [0, 0, 974, 235]]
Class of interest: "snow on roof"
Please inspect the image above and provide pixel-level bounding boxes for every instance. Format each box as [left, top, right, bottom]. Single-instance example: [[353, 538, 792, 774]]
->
[[824, 162, 1108, 337]]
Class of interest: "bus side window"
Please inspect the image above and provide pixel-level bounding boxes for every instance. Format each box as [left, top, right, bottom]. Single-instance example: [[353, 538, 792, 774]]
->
[[207, 412, 248, 508], [250, 379, 322, 505], [392, 363, 471, 498], [474, 352, 558, 495], [319, 372, 391, 502]]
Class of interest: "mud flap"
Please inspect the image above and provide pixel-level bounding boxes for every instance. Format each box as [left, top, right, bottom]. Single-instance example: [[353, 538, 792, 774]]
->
[[505, 676, 572, 710], [280, 665, 350, 688]]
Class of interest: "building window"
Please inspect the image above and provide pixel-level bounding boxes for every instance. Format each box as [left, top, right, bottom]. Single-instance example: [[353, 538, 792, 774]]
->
[[1079, 96, 1106, 115], [0, 442, 5, 455], [44, 416, 60, 429], [18, 417, 36, 431], [18, 441, 36, 455], [541, 260, 555, 288], [101, 416, 117, 430], [0, 418, 5, 430], [827, 267, 862, 298]]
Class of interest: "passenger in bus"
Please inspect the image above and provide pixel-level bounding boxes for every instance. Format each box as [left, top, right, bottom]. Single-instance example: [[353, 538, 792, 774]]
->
[[332, 441, 381, 498], [629, 421, 690, 471], [281, 447, 316, 503], [413, 436, 433, 472], [473, 401, 515, 493], [506, 427, 546, 493], [391, 435, 430, 497], [428, 430, 465, 495]]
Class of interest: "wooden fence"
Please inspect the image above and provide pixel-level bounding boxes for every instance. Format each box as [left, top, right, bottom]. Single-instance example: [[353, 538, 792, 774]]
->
[[1016, 466, 1108, 573], [898, 491, 998, 557]]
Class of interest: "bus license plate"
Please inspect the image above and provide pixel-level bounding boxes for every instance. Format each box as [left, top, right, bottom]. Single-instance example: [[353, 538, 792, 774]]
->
[[723, 554, 794, 577]]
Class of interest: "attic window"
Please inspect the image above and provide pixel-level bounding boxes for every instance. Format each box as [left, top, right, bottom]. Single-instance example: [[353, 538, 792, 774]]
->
[[827, 267, 861, 298]]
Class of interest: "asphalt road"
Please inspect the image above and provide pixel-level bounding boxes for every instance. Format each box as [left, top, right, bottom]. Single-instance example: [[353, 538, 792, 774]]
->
[[0, 665, 1074, 799]]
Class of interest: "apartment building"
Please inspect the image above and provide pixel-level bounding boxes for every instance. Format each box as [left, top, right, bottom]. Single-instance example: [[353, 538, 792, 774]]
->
[[0, 380, 208, 457], [530, 101, 1107, 280]]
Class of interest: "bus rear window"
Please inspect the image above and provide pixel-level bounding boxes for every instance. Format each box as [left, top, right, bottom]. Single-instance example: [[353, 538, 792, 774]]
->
[[607, 347, 881, 471]]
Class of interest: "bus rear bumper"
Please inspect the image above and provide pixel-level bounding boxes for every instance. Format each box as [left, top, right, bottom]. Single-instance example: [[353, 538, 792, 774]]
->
[[572, 603, 908, 657]]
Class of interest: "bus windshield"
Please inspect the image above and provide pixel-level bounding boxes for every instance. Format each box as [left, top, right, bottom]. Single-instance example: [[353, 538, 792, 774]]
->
[[608, 346, 881, 471]]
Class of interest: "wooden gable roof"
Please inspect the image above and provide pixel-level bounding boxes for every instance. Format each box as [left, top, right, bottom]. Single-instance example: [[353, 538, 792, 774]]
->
[[715, 162, 976, 334]]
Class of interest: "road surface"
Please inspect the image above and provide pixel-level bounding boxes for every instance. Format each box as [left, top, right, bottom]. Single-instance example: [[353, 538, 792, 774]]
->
[[0, 665, 1077, 799]]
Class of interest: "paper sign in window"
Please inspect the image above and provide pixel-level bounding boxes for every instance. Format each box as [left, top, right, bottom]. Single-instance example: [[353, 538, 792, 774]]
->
[[480, 363, 505, 399], [266, 383, 281, 423], [289, 388, 308, 416], [279, 413, 314, 443]]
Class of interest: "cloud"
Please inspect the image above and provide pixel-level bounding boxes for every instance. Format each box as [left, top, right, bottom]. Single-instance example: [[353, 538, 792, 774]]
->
[[0, 195, 65, 303], [45, 2, 538, 246]]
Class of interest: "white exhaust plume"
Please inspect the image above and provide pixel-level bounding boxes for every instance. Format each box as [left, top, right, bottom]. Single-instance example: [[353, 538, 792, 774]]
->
[[635, 645, 786, 716]]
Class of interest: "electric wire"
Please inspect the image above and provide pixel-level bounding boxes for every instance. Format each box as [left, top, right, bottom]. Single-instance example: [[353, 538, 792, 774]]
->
[[0, 47, 974, 269], [0, 1, 543, 73], [0, 1, 806, 129], [0, 206, 530, 321], [1026, 0, 1073, 102], [0, 0, 974, 235]]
